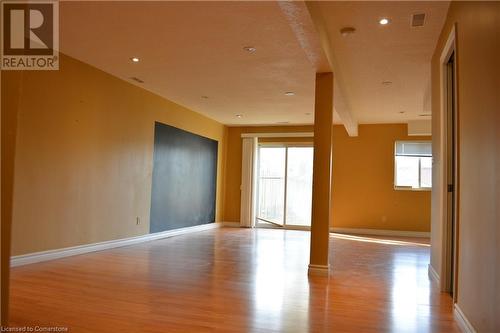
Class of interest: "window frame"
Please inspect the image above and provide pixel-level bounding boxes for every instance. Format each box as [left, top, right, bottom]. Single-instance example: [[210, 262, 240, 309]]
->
[[394, 140, 432, 191]]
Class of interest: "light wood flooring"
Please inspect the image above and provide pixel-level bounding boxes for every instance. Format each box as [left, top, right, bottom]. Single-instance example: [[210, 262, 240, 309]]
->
[[9, 228, 459, 332]]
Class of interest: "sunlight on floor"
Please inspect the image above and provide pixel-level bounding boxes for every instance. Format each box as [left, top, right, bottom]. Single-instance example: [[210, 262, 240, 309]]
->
[[330, 233, 430, 247]]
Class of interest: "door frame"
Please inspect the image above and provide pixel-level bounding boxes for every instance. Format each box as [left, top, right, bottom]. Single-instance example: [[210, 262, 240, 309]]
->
[[439, 25, 459, 300], [256, 142, 314, 231]]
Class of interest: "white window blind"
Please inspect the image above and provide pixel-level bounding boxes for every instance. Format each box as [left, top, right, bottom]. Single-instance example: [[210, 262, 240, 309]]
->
[[395, 141, 432, 190], [395, 142, 432, 157]]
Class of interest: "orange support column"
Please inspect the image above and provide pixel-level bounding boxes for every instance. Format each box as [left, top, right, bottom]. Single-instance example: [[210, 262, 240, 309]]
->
[[309, 72, 334, 276]]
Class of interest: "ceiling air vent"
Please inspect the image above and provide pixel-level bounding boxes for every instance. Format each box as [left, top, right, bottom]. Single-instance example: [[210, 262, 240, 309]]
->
[[130, 77, 144, 83], [411, 13, 426, 27]]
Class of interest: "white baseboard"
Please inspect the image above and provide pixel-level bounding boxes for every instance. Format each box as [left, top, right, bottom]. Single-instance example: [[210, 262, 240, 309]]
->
[[330, 227, 430, 238], [308, 264, 330, 276], [454, 304, 477, 333], [11, 223, 221, 267], [221, 221, 241, 228], [428, 264, 440, 287]]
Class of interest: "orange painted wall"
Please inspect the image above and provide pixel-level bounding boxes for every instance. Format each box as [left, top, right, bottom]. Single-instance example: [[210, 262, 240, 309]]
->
[[332, 124, 430, 232], [223, 124, 431, 232], [6, 54, 227, 256], [431, 2, 500, 331]]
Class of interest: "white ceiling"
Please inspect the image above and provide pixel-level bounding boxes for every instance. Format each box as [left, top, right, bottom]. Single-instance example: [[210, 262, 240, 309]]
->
[[59, 1, 449, 127], [59, 1, 325, 126], [313, 1, 449, 124]]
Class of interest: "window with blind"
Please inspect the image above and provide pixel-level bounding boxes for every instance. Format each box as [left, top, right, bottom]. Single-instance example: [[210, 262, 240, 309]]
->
[[394, 141, 432, 190]]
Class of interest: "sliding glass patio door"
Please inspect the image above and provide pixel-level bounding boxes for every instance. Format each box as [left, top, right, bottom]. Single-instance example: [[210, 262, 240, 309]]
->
[[256, 147, 286, 227], [256, 145, 313, 229]]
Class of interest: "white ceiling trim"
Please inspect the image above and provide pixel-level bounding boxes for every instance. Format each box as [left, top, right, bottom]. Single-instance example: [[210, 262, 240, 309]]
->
[[408, 120, 431, 136], [277, 1, 330, 73], [334, 80, 358, 136], [241, 132, 313, 138], [304, 1, 358, 137]]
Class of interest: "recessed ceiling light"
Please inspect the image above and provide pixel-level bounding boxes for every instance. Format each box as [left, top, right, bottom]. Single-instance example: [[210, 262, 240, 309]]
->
[[285, 92, 295, 96], [379, 18, 390, 25], [236, 114, 243, 118], [243, 46, 256, 53], [130, 57, 140, 63]]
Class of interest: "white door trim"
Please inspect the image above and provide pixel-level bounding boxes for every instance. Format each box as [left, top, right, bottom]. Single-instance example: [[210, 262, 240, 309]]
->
[[438, 24, 457, 294]]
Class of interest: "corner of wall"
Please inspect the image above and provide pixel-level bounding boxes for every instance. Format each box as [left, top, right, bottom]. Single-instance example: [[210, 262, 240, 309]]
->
[[1, 70, 24, 326], [219, 125, 230, 222]]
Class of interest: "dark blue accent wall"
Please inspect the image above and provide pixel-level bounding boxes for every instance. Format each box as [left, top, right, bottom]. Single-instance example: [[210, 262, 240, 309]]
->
[[150, 122, 217, 233]]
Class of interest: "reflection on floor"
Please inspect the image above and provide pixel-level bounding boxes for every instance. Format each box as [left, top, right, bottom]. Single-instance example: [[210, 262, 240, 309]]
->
[[9, 228, 459, 332]]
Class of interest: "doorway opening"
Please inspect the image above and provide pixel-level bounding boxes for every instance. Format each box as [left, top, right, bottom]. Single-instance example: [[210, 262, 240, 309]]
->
[[440, 26, 458, 299], [256, 145, 314, 230]]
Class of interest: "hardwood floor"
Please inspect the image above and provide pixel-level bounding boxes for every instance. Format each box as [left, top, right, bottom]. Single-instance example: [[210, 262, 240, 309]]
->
[[9, 228, 459, 332]]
